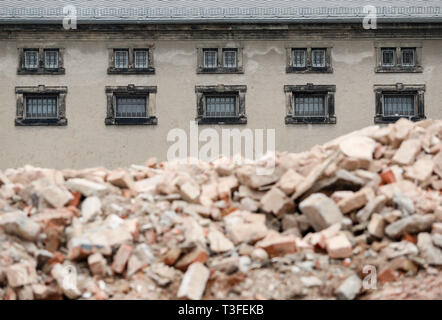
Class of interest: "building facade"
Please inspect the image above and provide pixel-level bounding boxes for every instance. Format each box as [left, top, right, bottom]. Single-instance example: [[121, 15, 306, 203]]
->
[[0, 1, 441, 169]]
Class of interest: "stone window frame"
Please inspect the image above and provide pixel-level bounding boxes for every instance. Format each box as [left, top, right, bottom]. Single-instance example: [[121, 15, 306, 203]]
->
[[17, 47, 65, 75], [285, 42, 333, 74], [284, 84, 336, 124], [105, 84, 158, 125], [107, 45, 155, 75], [15, 85, 68, 126], [374, 41, 423, 73], [195, 85, 247, 124], [374, 83, 425, 124], [196, 43, 244, 74]]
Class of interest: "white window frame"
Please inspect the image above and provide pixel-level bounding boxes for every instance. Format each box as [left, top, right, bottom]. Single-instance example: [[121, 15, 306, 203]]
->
[[311, 49, 326, 68], [381, 48, 396, 67]]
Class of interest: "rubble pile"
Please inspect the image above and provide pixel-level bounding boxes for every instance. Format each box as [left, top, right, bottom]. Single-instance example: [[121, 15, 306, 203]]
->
[[0, 118, 441, 300]]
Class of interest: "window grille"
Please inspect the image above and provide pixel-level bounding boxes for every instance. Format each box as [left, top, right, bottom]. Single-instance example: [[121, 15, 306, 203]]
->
[[223, 50, 237, 68], [294, 94, 326, 116], [206, 96, 236, 117], [116, 96, 147, 118], [44, 50, 58, 69], [25, 96, 58, 119], [24, 50, 39, 69], [312, 49, 326, 67], [383, 95, 415, 116], [114, 50, 129, 68], [203, 50, 217, 68], [134, 50, 148, 69], [382, 49, 396, 67], [292, 49, 306, 67], [402, 49, 415, 67]]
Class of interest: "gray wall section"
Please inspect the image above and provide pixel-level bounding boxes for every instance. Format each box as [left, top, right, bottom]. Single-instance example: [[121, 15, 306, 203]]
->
[[0, 38, 441, 169]]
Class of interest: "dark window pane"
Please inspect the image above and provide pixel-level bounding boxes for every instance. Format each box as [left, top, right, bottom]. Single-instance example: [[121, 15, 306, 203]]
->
[[402, 49, 415, 66], [134, 50, 148, 68], [383, 95, 415, 116], [24, 50, 39, 69], [312, 49, 326, 67], [223, 50, 237, 68], [45, 50, 58, 69], [382, 49, 395, 66], [116, 96, 148, 118], [206, 96, 237, 117], [203, 50, 217, 68], [292, 49, 306, 67], [114, 50, 129, 68], [25, 96, 58, 119], [294, 94, 326, 116]]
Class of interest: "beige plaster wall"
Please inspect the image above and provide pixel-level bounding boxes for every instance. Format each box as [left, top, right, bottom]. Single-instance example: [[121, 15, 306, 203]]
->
[[0, 38, 441, 169]]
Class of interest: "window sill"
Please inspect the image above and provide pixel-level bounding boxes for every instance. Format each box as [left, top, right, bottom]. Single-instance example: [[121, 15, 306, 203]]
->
[[107, 67, 155, 75], [197, 67, 244, 74], [286, 66, 333, 74], [375, 66, 423, 73], [17, 68, 65, 75], [105, 116, 158, 125], [196, 116, 247, 125], [15, 118, 67, 126], [285, 116, 336, 124], [374, 115, 425, 124]]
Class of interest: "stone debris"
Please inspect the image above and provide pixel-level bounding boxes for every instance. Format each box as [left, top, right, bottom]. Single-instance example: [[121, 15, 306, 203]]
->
[[0, 118, 441, 300]]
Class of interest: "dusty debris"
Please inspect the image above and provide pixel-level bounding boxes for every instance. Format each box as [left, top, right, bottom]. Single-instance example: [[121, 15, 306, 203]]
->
[[0, 118, 441, 300]]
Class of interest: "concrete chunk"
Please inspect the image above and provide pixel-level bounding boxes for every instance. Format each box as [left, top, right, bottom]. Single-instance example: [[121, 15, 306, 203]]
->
[[299, 193, 344, 231], [392, 139, 421, 166], [177, 262, 210, 300], [335, 274, 362, 300]]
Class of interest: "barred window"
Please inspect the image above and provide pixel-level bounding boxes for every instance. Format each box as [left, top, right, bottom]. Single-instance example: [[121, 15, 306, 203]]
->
[[203, 50, 217, 68], [206, 96, 236, 117], [223, 50, 237, 68], [402, 49, 415, 67], [294, 94, 325, 116], [312, 49, 326, 67], [116, 96, 147, 118], [25, 96, 58, 119], [134, 50, 148, 69], [44, 50, 58, 69], [114, 50, 129, 68], [24, 50, 39, 69], [382, 49, 396, 67], [292, 49, 306, 68], [383, 95, 415, 116]]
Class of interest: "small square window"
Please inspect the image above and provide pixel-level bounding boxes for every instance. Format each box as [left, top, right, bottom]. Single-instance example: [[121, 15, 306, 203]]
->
[[312, 49, 326, 68], [44, 50, 59, 69], [223, 50, 237, 68], [294, 94, 325, 116], [25, 96, 58, 119], [203, 50, 217, 68], [382, 49, 396, 67], [285, 84, 336, 124], [116, 96, 148, 119], [292, 49, 306, 68], [134, 50, 148, 69], [402, 49, 415, 67], [206, 96, 237, 118], [24, 50, 39, 69], [114, 50, 129, 68]]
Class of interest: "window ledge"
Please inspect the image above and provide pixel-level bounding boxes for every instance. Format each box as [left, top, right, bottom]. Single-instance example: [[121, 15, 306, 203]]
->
[[196, 116, 247, 125], [197, 67, 244, 74], [17, 68, 65, 75], [374, 115, 426, 124], [286, 66, 333, 74], [107, 67, 155, 75], [15, 118, 67, 126], [105, 116, 158, 125], [375, 66, 423, 73], [285, 116, 336, 124]]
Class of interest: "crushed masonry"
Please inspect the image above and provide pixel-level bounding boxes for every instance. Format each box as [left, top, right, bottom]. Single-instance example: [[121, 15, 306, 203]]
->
[[0, 118, 441, 300]]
